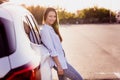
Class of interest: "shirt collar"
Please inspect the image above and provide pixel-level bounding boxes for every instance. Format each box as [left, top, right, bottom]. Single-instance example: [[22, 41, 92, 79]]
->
[[44, 24, 53, 30]]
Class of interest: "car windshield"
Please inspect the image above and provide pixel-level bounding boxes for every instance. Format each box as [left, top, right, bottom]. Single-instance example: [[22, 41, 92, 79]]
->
[[0, 17, 16, 58]]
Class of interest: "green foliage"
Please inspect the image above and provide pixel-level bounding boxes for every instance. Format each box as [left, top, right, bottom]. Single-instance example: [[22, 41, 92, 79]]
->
[[24, 5, 116, 24], [57, 8, 76, 24], [77, 6, 116, 23], [25, 5, 46, 24]]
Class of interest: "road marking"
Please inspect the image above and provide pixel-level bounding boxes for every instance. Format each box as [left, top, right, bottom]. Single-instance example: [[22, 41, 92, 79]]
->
[[114, 72, 120, 78], [96, 72, 112, 75], [96, 72, 120, 79], [98, 72, 106, 74]]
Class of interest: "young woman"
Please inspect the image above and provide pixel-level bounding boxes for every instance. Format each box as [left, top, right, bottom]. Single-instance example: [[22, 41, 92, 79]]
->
[[40, 7, 83, 80]]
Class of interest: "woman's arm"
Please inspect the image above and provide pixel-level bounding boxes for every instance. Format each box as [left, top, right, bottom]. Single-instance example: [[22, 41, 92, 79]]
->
[[40, 27, 64, 75], [52, 56, 64, 75], [40, 28, 58, 56]]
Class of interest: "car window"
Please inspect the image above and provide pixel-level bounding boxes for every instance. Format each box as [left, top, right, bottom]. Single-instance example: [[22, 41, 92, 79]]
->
[[29, 15, 41, 43], [0, 18, 16, 57], [0, 21, 6, 56], [23, 15, 41, 44], [23, 21, 31, 38], [23, 19, 36, 43]]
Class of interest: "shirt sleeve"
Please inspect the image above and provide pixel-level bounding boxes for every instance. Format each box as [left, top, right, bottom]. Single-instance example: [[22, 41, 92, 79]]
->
[[40, 28, 58, 57]]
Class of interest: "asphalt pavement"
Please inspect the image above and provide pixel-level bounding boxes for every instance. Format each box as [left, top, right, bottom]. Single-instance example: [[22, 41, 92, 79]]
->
[[53, 24, 120, 80]]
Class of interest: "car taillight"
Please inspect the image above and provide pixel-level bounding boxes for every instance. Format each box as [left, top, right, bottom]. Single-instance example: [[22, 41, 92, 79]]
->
[[4, 66, 41, 80], [7, 70, 35, 80], [0, 66, 41, 80]]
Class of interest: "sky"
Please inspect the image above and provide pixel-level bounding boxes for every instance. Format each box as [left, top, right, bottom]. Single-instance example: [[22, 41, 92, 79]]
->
[[9, 0, 120, 13]]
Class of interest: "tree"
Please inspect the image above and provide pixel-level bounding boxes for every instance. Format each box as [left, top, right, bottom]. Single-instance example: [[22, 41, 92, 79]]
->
[[26, 5, 46, 24], [77, 6, 116, 23], [24, 5, 116, 24]]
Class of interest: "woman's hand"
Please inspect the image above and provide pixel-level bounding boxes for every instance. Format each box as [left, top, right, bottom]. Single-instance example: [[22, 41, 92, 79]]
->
[[57, 65, 64, 75], [52, 56, 64, 75]]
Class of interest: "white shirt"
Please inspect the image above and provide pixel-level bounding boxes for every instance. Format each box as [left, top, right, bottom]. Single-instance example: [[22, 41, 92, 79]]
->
[[40, 24, 67, 69]]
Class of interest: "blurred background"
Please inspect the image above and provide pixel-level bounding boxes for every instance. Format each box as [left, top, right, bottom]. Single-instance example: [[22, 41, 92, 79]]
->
[[9, 0, 120, 25]]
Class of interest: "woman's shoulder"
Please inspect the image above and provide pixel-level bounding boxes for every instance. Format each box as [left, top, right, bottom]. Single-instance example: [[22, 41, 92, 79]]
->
[[42, 24, 49, 28], [41, 24, 52, 31], [40, 24, 49, 33]]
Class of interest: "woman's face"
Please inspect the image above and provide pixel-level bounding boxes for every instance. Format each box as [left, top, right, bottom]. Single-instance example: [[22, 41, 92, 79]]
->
[[45, 11, 56, 26]]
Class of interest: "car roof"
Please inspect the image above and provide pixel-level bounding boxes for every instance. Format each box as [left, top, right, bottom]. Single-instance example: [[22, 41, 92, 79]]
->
[[0, 2, 31, 20]]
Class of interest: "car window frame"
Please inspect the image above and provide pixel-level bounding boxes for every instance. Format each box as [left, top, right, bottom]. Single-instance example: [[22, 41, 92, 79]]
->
[[23, 15, 41, 45]]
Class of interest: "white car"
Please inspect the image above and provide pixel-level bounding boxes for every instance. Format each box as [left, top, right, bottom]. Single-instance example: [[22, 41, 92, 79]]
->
[[0, 3, 42, 80]]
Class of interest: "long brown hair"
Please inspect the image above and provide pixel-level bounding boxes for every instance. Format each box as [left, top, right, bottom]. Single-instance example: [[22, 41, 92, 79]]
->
[[43, 7, 63, 42]]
